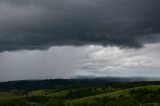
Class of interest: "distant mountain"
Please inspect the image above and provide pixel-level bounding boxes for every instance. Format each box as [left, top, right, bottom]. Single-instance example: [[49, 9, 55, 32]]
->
[[0, 77, 160, 91], [74, 75, 160, 82]]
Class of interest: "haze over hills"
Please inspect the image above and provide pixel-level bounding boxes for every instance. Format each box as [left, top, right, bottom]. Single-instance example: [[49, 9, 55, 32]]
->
[[74, 76, 160, 81]]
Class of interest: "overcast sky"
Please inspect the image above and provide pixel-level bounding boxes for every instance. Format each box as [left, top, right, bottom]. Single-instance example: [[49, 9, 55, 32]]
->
[[0, 0, 160, 81]]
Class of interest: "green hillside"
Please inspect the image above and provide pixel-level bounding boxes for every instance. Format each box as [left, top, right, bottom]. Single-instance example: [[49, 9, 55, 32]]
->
[[0, 81, 160, 106], [68, 85, 160, 106]]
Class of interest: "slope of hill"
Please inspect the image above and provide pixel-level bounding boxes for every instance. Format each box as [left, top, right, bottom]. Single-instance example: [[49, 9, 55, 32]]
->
[[0, 79, 160, 106], [68, 85, 160, 106]]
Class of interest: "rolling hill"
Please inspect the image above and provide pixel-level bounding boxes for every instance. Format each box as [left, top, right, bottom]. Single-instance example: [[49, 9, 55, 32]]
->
[[0, 79, 160, 106]]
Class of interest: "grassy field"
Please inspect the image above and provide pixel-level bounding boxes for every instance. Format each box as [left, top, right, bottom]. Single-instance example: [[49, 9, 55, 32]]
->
[[68, 85, 160, 105], [0, 80, 160, 106]]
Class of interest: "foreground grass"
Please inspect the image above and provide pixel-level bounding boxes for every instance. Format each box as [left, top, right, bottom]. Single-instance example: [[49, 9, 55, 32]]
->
[[0, 84, 160, 106]]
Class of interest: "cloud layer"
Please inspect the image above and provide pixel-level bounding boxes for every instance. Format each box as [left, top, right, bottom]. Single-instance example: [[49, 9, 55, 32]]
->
[[1, 43, 160, 81], [0, 0, 160, 51], [75, 43, 160, 77]]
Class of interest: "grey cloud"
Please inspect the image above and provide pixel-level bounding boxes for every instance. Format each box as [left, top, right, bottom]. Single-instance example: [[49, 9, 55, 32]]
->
[[74, 43, 160, 77], [1, 44, 160, 81], [0, 46, 85, 81], [0, 0, 160, 51]]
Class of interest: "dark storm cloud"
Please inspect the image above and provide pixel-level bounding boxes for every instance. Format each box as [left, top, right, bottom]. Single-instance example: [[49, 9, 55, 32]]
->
[[0, 0, 160, 51]]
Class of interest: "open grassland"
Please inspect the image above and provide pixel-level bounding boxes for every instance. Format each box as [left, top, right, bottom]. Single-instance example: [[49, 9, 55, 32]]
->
[[67, 85, 160, 105], [0, 80, 160, 106]]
